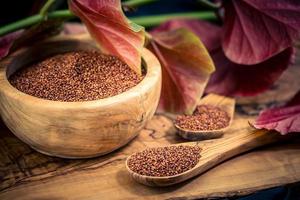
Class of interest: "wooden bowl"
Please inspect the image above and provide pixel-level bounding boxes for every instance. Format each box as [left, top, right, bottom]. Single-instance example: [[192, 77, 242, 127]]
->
[[0, 36, 161, 158]]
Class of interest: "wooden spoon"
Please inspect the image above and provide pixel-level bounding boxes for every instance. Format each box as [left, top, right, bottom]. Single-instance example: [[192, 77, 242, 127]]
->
[[125, 129, 285, 187], [175, 94, 236, 140]]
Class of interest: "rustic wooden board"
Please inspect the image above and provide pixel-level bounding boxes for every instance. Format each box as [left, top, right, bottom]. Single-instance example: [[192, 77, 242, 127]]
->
[[0, 55, 300, 199]]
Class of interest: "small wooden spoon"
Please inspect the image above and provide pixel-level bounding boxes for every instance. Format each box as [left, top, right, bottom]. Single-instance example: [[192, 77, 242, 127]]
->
[[175, 94, 235, 140], [126, 129, 285, 187]]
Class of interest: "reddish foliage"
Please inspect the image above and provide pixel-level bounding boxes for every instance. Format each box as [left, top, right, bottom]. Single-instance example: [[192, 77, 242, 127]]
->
[[152, 19, 294, 96], [149, 28, 215, 114], [222, 0, 300, 64], [206, 47, 294, 96], [0, 31, 23, 60], [69, 0, 145, 75], [254, 90, 300, 134]]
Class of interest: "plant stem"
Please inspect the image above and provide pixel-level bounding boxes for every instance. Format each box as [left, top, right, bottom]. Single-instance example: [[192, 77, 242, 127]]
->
[[123, 0, 157, 7], [129, 12, 217, 27], [49, 10, 74, 19], [0, 10, 216, 36], [0, 15, 41, 36], [197, 0, 220, 10], [0, 10, 74, 36], [39, 0, 56, 16]]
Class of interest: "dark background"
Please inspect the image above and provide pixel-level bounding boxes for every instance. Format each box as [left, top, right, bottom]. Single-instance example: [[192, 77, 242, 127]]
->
[[0, 0, 205, 27]]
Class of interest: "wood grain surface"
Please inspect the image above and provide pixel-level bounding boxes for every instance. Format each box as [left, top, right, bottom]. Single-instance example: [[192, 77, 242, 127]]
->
[[0, 50, 300, 199]]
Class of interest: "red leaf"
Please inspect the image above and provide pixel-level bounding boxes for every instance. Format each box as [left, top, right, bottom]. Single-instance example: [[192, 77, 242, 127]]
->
[[206, 47, 294, 96], [69, 0, 145, 75], [152, 19, 294, 96], [151, 19, 221, 51], [254, 90, 300, 134], [1, 19, 65, 61], [0, 30, 23, 60], [12, 19, 63, 50], [222, 0, 300, 64], [148, 28, 215, 114]]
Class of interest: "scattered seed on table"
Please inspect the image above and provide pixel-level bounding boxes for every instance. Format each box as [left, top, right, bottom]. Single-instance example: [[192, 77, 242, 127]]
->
[[9, 51, 144, 101], [175, 105, 230, 131], [127, 145, 201, 177]]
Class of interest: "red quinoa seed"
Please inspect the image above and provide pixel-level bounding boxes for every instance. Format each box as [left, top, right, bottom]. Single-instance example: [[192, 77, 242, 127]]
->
[[9, 51, 144, 101], [127, 145, 201, 177], [175, 105, 230, 131]]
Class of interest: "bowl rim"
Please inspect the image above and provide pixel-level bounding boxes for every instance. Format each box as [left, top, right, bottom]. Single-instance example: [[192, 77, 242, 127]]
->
[[0, 37, 161, 109]]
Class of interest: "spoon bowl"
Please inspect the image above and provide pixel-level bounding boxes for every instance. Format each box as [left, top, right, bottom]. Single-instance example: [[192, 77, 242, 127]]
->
[[175, 94, 235, 140]]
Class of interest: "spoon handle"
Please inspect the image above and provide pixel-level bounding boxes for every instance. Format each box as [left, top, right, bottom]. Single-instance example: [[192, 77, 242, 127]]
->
[[193, 129, 285, 175]]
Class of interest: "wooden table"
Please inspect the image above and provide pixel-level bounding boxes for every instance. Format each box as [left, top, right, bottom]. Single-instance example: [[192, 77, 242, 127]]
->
[[0, 57, 300, 200]]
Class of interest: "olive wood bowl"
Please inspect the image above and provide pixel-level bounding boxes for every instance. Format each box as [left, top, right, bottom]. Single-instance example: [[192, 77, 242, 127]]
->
[[0, 35, 161, 158]]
